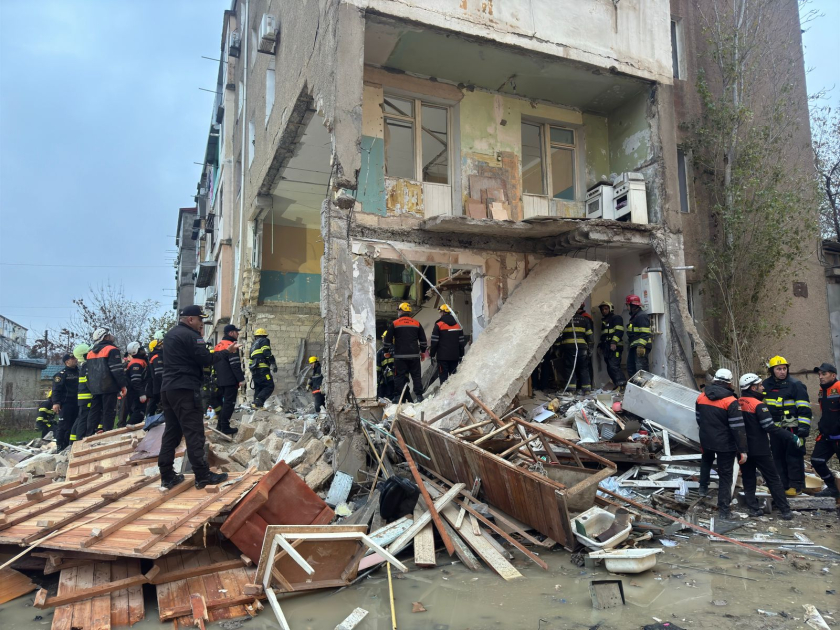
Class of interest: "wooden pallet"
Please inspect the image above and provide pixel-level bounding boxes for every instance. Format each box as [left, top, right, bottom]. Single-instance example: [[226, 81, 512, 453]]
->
[[0, 471, 262, 559], [155, 547, 260, 626], [51, 559, 144, 630], [67, 426, 185, 481]]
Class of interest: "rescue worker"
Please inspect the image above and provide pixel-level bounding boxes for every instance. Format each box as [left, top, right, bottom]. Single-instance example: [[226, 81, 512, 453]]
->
[[763, 356, 811, 496], [811, 362, 840, 498], [558, 303, 593, 395], [119, 342, 148, 427], [51, 353, 79, 451], [35, 390, 55, 439], [625, 294, 651, 377], [158, 305, 237, 490], [69, 343, 91, 443], [307, 356, 325, 412], [597, 301, 626, 390], [85, 328, 126, 435], [249, 328, 277, 408], [695, 368, 748, 519], [376, 331, 396, 400], [737, 373, 794, 520], [201, 345, 216, 415], [213, 324, 244, 435], [145, 337, 164, 416], [429, 304, 465, 386], [383, 302, 427, 402]]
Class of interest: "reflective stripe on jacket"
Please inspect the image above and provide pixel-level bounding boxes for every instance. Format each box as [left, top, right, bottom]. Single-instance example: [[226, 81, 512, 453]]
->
[[600, 312, 625, 348], [627, 310, 652, 348], [86, 343, 126, 395], [383, 316, 428, 359], [762, 375, 811, 430], [695, 383, 747, 453], [817, 379, 840, 437], [249, 337, 275, 370]]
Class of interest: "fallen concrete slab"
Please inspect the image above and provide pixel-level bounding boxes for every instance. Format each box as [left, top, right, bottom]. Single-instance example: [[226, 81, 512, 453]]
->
[[418, 255, 608, 429]]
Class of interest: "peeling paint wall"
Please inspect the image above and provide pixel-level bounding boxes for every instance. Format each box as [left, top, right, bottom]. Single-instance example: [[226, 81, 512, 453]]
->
[[385, 177, 424, 217]]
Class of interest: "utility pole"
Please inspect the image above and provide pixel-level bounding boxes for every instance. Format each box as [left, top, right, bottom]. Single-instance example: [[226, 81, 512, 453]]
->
[[43, 330, 48, 361]]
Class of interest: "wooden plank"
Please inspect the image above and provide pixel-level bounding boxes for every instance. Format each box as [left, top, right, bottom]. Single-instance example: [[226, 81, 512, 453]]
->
[[439, 517, 482, 571], [343, 490, 380, 526], [473, 421, 516, 446], [388, 483, 464, 555], [89, 561, 112, 630], [35, 567, 157, 608], [151, 558, 247, 585], [159, 593, 267, 622], [334, 607, 369, 630], [394, 427, 455, 556], [412, 506, 436, 568], [73, 438, 134, 457], [0, 475, 54, 502], [0, 566, 37, 604], [83, 478, 193, 548], [367, 515, 413, 548], [69, 445, 137, 468]]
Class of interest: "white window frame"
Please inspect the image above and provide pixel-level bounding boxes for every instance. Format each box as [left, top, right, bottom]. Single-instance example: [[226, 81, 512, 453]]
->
[[671, 18, 686, 80], [265, 58, 276, 126], [237, 81, 244, 119], [521, 120, 583, 202], [383, 94, 452, 184], [677, 146, 691, 213]]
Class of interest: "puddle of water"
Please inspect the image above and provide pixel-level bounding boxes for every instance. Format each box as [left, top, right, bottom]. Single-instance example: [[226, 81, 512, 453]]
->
[[1, 515, 838, 629]]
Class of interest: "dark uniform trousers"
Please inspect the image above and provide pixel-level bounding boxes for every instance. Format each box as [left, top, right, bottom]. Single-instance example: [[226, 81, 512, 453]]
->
[[561, 347, 591, 392], [252, 368, 274, 407], [313, 392, 326, 412], [87, 392, 118, 435], [394, 358, 423, 400], [56, 403, 78, 451], [811, 435, 840, 489], [158, 389, 208, 479], [770, 428, 805, 491], [71, 403, 90, 440], [699, 450, 736, 512], [604, 349, 626, 388], [145, 394, 161, 417], [119, 391, 146, 428], [437, 359, 458, 385], [217, 385, 238, 426], [740, 453, 790, 512], [627, 350, 649, 377]]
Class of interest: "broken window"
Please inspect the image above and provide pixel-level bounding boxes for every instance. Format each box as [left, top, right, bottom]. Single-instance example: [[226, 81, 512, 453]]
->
[[522, 122, 578, 200], [383, 95, 449, 184], [677, 147, 690, 213]]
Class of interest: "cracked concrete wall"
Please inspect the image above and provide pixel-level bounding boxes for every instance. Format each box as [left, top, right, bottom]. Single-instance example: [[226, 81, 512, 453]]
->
[[349, 0, 673, 84]]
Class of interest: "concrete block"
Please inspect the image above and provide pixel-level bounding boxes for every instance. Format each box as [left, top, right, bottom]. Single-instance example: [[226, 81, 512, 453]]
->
[[282, 447, 306, 468], [304, 460, 333, 491], [235, 424, 257, 442], [14, 453, 57, 477], [230, 446, 252, 467], [249, 449, 274, 472]]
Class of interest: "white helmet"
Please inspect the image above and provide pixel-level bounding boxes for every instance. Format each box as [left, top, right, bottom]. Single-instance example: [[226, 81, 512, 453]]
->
[[153, 329, 165, 341], [92, 328, 109, 344], [739, 373, 762, 390], [714, 368, 733, 384], [127, 341, 141, 356]]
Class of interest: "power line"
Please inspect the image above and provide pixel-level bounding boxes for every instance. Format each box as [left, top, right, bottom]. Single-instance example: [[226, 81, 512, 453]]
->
[[0, 263, 171, 268]]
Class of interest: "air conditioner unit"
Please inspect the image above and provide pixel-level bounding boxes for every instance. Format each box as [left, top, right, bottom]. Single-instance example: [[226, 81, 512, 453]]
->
[[229, 31, 241, 58], [258, 15, 278, 53]]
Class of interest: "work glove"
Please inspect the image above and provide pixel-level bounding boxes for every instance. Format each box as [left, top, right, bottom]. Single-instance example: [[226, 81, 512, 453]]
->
[[636, 346, 646, 358], [794, 436, 805, 449], [139, 395, 147, 404], [272, 366, 278, 374], [796, 424, 810, 439]]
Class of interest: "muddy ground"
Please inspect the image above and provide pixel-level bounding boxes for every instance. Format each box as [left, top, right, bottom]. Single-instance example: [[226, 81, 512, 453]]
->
[[1, 508, 837, 630]]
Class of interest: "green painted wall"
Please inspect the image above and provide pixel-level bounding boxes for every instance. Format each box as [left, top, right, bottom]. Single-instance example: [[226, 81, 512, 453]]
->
[[608, 92, 651, 175], [259, 271, 321, 303], [358, 135, 386, 216], [583, 113, 610, 187]]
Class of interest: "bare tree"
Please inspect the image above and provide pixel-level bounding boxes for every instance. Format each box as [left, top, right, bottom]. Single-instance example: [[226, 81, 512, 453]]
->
[[812, 103, 840, 240], [145, 310, 178, 342]]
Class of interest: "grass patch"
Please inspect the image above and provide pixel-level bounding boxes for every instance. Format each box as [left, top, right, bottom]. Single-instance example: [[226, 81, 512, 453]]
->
[[0, 429, 43, 443]]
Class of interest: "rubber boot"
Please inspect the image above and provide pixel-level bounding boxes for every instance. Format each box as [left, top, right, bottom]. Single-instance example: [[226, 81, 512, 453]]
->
[[195, 470, 228, 490]]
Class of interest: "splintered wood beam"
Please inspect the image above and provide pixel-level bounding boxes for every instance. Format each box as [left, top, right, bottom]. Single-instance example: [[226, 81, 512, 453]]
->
[[33, 566, 159, 608], [388, 483, 464, 556], [190, 594, 209, 630], [394, 427, 455, 556], [421, 404, 463, 426], [159, 594, 268, 622], [0, 473, 129, 533], [134, 469, 254, 553], [473, 421, 516, 446]]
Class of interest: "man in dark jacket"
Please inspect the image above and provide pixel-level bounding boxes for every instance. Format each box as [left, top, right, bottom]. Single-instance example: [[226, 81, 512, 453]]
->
[[598, 300, 626, 390], [213, 324, 244, 435], [429, 304, 465, 385], [376, 331, 396, 401], [118, 342, 148, 428], [145, 335, 164, 416], [625, 294, 652, 377], [35, 391, 55, 439], [695, 368, 748, 518], [811, 362, 840, 498], [249, 328, 277, 408], [307, 356, 325, 412], [86, 328, 126, 435], [69, 343, 91, 442], [158, 306, 238, 490], [557, 303, 593, 395], [51, 353, 79, 451], [383, 302, 428, 402], [737, 373, 794, 519], [763, 355, 811, 495]]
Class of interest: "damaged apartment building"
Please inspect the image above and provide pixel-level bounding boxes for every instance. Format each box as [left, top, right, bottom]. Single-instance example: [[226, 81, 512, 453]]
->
[[183, 0, 830, 428]]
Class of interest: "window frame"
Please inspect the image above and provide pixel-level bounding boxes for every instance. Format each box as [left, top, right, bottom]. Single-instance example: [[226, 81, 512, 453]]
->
[[383, 93, 452, 185], [671, 18, 686, 80], [676, 146, 691, 213], [521, 120, 582, 202]]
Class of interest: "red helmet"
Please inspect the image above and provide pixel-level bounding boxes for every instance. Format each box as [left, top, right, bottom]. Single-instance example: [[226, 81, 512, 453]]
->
[[626, 294, 642, 306]]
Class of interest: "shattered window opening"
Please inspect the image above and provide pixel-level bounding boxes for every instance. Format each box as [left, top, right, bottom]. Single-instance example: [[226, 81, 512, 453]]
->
[[383, 95, 450, 184]]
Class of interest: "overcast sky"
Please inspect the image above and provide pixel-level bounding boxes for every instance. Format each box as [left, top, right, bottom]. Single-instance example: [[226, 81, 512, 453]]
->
[[0, 0, 837, 344]]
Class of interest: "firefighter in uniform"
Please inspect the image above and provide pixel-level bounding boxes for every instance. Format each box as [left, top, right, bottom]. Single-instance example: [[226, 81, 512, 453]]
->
[[119, 342, 148, 427], [69, 343, 91, 442], [558, 303, 593, 395], [35, 391, 55, 439], [213, 324, 244, 435], [763, 355, 811, 496], [158, 305, 237, 490], [307, 356, 325, 412], [625, 294, 651, 377], [145, 338, 164, 416], [51, 353, 79, 451], [86, 328, 126, 434], [597, 301, 626, 390], [249, 328, 277, 408], [695, 368, 748, 519], [811, 362, 840, 498], [376, 331, 396, 400], [737, 373, 794, 520], [383, 303, 428, 402], [429, 304, 466, 386]]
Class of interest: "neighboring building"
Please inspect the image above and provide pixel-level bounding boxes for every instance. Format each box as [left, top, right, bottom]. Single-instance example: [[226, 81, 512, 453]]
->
[[0, 358, 47, 429], [823, 240, 840, 369], [193, 1, 830, 425], [0, 315, 28, 360], [174, 207, 199, 313]]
